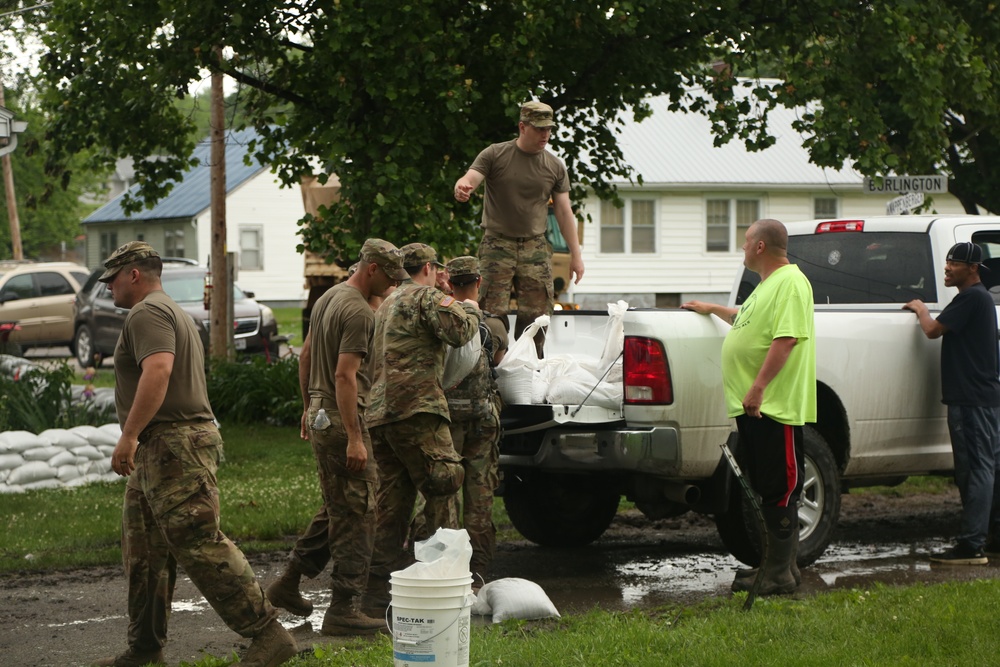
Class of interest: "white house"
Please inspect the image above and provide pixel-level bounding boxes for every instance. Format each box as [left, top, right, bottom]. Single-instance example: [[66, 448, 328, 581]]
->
[[568, 93, 967, 309], [83, 128, 307, 305]]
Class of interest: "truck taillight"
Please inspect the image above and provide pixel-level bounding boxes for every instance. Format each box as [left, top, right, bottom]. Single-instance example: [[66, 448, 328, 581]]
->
[[816, 220, 864, 233], [623, 336, 673, 404]]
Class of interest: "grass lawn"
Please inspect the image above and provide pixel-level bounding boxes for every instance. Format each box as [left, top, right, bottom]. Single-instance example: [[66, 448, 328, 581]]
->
[[2, 422, 988, 667]]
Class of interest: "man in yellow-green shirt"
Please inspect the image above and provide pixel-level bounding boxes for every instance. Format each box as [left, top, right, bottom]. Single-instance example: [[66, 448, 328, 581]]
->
[[683, 218, 815, 596]]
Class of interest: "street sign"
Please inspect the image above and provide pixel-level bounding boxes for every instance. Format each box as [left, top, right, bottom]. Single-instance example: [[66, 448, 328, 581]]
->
[[886, 192, 925, 215], [863, 175, 948, 194]]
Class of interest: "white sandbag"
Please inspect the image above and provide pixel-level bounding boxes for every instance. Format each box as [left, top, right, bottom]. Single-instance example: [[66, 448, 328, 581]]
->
[[88, 459, 112, 475], [0, 453, 24, 470], [71, 445, 105, 461], [497, 315, 549, 373], [0, 430, 46, 453], [73, 455, 91, 465], [546, 377, 622, 409], [495, 366, 536, 405], [87, 426, 120, 448], [7, 461, 57, 485], [57, 464, 86, 482], [47, 450, 78, 468], [442, 332, 482, 390], [22, 478, 63, 491], [100, 471, 121, 483], [39, 428, 89, 449], [22, 446, 65, 462], [470, 577, 560, 623], [97, 445, 116, 457], [98, 423, 123, 437], [68, 425, 99, 439], [0, 469, 8, 483], [0, 483, 24, 494]]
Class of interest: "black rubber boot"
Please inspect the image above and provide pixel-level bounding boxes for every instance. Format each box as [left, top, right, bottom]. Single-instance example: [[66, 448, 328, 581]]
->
[[732, 507, 799, 596], [734, 537, 801, 586]]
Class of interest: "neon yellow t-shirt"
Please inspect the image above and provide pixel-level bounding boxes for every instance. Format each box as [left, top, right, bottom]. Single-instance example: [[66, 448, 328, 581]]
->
[[720, 264, 816, 425]]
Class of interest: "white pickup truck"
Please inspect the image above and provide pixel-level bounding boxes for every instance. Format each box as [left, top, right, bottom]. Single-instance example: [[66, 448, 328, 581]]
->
[[499, 214, 1000, 566]]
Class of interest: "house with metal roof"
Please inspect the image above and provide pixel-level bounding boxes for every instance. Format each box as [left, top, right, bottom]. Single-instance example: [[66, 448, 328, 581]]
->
[[568, 92, 967, 309], [83, 127, 306, 304]]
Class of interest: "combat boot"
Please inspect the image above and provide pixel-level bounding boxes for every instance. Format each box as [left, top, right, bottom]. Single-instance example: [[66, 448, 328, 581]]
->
[[732, 531, 798, 596], [91, 648, 165, 667], [734, 538, 801, 586], [358, 575, 391, 618], [241, 618, 298, 667], [265, 562, 314, 617], [321, 596, 387, 636]]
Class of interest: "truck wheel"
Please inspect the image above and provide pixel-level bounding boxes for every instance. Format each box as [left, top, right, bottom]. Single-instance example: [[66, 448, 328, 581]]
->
[[714, 425, 841, 568], [503, 471, 620, 547]]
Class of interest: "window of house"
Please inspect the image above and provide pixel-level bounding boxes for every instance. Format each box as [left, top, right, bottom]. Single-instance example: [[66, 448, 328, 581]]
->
[[239, 226, 264, 271], [99, 231, 118, 260], [164, 228, 185, 258], [706, 198, 760, 252], [599, 199, 656, 254], [814, 197, 838, 219]]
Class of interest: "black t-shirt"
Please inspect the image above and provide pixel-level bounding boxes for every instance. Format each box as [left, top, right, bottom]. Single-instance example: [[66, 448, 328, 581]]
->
[[937, 282, 1000, 406]]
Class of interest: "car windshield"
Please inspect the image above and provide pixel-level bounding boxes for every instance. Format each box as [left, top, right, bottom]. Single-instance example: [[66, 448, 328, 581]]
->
[[162, 273, 246, 303]]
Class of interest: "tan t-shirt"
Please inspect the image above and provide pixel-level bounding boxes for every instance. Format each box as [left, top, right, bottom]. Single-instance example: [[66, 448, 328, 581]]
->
[[114, 290, 214, 426], [470, 139, 570, 238], [308, 282, 374, 407]]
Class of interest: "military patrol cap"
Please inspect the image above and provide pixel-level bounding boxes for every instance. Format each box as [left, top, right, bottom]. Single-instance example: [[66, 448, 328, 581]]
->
[[401, 243, 445, 269], [520, 101, 556, 128], [360, 238, 408, 280], [446, 256, 480, 283], [98, 241, 160, 282]]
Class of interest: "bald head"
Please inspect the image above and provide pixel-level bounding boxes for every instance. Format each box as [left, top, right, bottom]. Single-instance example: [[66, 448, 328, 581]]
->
[[749, 219, 788, 257]]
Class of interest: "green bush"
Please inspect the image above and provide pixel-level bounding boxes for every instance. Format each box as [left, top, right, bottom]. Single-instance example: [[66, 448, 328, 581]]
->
[[207, 355, 301, 426], [0, 361, 114, 432]]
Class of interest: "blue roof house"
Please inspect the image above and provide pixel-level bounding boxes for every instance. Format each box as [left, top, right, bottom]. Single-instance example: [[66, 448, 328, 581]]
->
[[83, 128, 306, 304]]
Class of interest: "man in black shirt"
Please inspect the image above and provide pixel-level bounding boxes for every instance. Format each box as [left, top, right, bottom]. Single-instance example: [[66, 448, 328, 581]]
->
[[905, 241, 1000, 565]]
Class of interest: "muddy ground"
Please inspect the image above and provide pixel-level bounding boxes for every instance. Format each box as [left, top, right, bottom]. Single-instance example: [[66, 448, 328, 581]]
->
[[2, 486, 995, 667]]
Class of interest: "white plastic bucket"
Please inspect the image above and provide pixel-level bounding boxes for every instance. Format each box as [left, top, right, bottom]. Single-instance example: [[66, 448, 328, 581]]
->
[[390, 573, 473, 667]]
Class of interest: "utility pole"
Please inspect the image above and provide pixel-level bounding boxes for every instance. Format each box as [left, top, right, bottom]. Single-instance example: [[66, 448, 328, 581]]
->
[[208, 48, 232, 361], [0, 81, 23, 260]]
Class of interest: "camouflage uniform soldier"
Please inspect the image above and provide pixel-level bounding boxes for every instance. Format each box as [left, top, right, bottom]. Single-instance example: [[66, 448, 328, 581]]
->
[[93, 242, 295, 667], [454, 101, 584, 357], [361, 243, 482, 612], [265, 239, 405, 636], [444, 256, 508, 580]]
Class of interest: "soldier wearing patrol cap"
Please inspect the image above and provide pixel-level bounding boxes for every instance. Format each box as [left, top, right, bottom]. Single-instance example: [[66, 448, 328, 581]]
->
[[414, 256, 507, 582], [361, 243, 483, 614], [453, 101, 584, 358], [265, 238, 402, 636], [94, 241, 297, 666]]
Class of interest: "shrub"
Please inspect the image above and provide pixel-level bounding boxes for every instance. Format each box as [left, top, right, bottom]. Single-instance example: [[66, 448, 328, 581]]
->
[[0, 361, 115, 432], [207, 355, 301, 426]]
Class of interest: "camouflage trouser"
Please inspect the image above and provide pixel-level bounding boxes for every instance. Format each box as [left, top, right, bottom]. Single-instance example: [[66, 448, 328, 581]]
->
[[122, 421, 274, 653], [369, 414, 465, 583], [478, 232, 553, 357], [450, 410, 502, 575], [406, 402, 501, 574], [289, 403, 378, 599]]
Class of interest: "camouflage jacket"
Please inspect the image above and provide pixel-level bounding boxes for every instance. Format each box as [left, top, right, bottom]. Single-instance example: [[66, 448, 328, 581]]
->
[[366, 282, 482, 427]]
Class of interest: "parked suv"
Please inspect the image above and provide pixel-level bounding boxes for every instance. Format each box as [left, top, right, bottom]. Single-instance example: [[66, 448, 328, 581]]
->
[[0, 261, 91, 354], [73, 262, 280, 366]]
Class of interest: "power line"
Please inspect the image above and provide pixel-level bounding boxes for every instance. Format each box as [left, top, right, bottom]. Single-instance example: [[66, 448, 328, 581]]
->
[[0, 2, 52, 19]]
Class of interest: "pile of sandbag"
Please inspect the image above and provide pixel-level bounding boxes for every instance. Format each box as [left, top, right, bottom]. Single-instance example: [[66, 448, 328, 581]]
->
[[0, 425, 124, 493], [495, 301, 628, 409]]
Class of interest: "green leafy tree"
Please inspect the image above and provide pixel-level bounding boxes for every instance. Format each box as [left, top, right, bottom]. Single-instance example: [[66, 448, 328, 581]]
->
[[0, 89, 108, 259], [704, 2, 1000, 214], [37, 0, 830, 265]]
